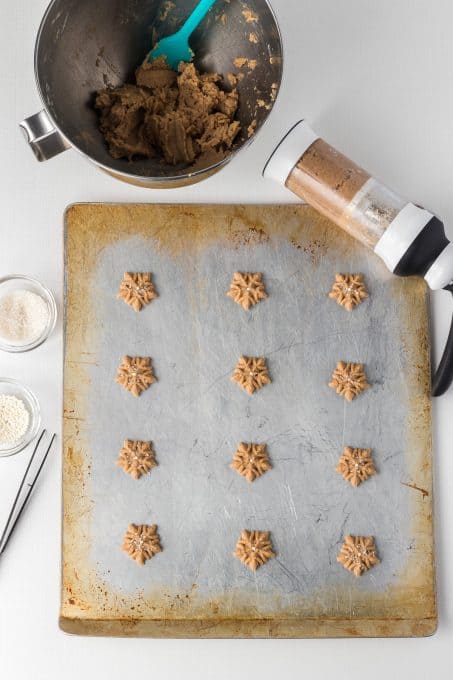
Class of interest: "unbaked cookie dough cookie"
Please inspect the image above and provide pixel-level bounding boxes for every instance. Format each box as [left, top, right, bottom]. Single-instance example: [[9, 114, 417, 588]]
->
[[230, 442, 272, 482], [336, 446, 376, 486], [116, 356, 157, 396], [337, 535, 379, 577], [117, 272, 158, 312], [234, 529, 275, 571], [329, 273, 368, 311], [336, 446, 376, 487], [329, 361, 370, 401], [231, 355, 271, 395], [227, 272, 267, 310], [116, 440, 158, 480], [122, 523, 162, 566]]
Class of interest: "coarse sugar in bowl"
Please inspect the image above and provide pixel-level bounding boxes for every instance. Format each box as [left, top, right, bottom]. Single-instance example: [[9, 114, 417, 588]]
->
[[0, 275, 57, 352], [0, 379, 41, 457]]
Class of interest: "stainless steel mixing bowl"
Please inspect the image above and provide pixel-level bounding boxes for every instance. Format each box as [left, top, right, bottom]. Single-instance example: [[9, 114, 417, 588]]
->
[[21, 0, 283, 188]]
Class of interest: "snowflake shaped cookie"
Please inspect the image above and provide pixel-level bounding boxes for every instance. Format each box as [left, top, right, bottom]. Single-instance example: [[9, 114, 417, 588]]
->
[[116, 440, 158, 480], [117, 272, 158, 312], [234, 530, 275, 571], [337, 535, 379, 577], [122, 523, 162, 566], [227, 272, 267, 310], [329, 361, 370, 401], [231, 355, 271, 395], [336, 447, 376, 487], [116, 356, 157, 396], [329, 273, 368, 311], [230, 443, 272, 482]]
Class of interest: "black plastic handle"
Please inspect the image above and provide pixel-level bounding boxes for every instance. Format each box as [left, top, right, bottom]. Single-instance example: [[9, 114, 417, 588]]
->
[[432, 287, 453, 397]]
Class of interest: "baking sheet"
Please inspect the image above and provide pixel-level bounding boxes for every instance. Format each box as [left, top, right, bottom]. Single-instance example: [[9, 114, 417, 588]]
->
[[61, 204, 436, 637]]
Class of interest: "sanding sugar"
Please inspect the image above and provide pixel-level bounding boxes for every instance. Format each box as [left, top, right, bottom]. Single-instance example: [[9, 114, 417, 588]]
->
[[0, 289, 49, 345], [0, 394, 29, 444]]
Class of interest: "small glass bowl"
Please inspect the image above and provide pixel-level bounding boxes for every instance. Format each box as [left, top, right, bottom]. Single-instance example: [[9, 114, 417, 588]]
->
[[0, 379, 41, 457], [0, 275, 57, 352]]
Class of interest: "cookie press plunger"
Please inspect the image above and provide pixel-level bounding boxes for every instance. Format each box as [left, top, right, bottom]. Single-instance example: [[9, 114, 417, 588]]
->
[[264, 120, 453, 396]]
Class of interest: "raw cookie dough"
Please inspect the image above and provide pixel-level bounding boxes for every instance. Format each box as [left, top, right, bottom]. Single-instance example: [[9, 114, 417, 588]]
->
[[117, 272, 158, 311], [116, 440, 158, 480], [231, 355, 271, 394], [230, 442, 272, 482], [227, 272, 267, 310], [122, 523, 162, 565], [95, 58, 241, 165], [329, 361, 370, 401], [337, 535, 380, 577], [336, 447, 376, 487], [329, 273, 368, 311], [116, 356, 157, 396], [242, 9, 258, 22], [234, 530, 275, 571], [233, 57, 257, 70]]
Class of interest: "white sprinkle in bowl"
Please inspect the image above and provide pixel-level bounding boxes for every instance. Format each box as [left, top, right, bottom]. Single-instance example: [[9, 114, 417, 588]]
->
[[0, 275, 57, 353], [0, 379, 41, 457]]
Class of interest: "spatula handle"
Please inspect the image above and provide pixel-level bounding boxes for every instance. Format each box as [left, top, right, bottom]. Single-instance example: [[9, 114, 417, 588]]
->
[[179, 0, 217, 39]]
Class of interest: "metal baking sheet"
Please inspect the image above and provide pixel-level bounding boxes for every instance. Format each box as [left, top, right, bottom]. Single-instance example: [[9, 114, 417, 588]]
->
[[61, 203, 436, 637]]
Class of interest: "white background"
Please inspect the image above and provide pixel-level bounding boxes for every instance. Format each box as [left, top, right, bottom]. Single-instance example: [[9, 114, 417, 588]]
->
[[0, 1, 452, 678]]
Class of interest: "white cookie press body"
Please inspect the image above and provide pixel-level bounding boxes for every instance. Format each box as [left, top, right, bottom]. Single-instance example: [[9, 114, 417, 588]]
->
[[264, 121, 453, 396]]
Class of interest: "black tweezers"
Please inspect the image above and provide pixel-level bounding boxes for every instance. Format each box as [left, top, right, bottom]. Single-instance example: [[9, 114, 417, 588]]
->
[[0, 429, 56, 557]]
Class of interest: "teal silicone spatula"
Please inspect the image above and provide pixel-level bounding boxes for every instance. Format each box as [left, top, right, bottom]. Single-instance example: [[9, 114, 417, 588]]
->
[[148, 0, 218, 69]]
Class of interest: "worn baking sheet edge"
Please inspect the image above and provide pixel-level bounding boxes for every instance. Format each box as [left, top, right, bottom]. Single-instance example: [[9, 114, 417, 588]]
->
[[59, 615, 436, 638]]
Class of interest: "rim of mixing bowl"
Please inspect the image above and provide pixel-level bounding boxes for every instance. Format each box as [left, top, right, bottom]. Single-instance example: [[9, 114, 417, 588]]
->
[[0, 378, 41, 457], [33, 0, 284, 186], [0, 275, 57, 353]]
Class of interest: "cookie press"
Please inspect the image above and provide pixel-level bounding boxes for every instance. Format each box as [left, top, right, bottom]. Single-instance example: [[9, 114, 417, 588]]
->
[[264, 120, 453, 396]]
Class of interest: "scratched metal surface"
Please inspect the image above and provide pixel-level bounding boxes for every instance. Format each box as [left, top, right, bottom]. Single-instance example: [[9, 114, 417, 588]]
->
[[61, 204, 435, 637]]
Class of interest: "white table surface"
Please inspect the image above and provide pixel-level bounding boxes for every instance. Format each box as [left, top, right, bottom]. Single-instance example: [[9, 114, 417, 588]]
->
[[1, 1, 452, 677]]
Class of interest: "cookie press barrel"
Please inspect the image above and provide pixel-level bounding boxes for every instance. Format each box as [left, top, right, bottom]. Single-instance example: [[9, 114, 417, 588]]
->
[[264, 120, 453, 396]]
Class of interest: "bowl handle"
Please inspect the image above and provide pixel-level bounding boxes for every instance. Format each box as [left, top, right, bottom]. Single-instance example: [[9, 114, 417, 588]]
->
[[19, 110, 71, 162]]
